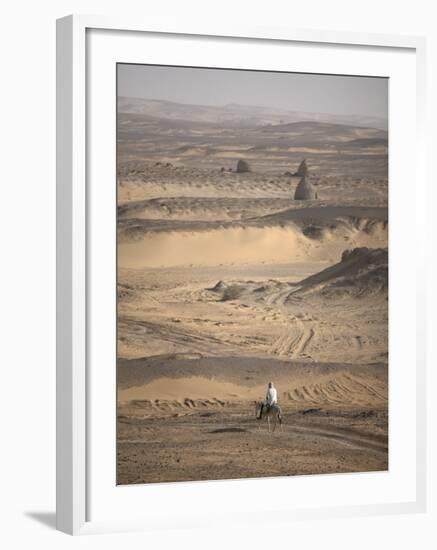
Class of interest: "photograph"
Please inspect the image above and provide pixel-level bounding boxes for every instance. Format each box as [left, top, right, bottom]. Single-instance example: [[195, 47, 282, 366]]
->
[[116, 64, 389, 485]]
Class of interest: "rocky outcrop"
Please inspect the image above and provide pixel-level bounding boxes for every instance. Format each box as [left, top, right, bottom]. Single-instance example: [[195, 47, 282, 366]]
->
[[295, 247, 388, 299]]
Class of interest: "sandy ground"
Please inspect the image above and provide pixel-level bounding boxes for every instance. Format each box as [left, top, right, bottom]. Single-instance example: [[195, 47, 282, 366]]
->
[[117, 404, 388, 484], [116, 101, 388, 485], [117, 257, 387, 364]]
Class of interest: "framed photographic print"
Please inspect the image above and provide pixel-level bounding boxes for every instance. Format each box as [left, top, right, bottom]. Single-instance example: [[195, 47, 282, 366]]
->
[[56, 15, 427, 535]]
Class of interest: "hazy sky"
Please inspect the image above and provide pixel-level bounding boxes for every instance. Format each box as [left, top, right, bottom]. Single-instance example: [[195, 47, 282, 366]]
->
[[118, 64, 388, 121]]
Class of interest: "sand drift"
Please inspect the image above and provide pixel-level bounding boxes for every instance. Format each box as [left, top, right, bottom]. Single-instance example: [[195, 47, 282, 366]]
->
[[118, 214, 387, 268]]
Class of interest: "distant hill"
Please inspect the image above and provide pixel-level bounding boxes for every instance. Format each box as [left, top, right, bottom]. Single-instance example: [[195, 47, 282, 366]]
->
[[118, 96, 388, 130]]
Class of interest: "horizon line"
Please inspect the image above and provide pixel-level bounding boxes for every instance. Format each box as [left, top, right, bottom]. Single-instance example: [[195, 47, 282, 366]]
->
[[117, 95, 388, 123]]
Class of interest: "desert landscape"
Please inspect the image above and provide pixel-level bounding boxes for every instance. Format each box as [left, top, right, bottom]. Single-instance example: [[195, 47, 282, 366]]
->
[[116, 74, 388, 485]]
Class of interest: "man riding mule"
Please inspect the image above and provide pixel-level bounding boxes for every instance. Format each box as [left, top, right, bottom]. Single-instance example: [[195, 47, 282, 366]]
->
[[255, 382, 283, 432], [265, 381, 277, 412]]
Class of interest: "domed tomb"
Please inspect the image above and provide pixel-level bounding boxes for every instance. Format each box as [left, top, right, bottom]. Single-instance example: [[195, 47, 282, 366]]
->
[[236, 159, 251, 173], [294, 175, 318, 200], [295, 159, 308, 177]]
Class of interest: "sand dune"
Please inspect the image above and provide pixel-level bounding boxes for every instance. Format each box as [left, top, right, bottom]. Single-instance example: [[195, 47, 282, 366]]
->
[[118, 355, 387, 409], [118, 216, 387, 268], [118, 370, 387, 409], [118, 226, 305, 267]]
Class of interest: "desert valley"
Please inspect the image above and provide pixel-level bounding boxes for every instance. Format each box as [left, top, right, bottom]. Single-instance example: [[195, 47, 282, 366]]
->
[[116, 95, 388, 484]]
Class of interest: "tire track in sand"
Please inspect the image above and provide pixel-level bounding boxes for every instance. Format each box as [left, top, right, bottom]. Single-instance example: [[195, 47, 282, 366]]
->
[[270, 315, 315, 358], [286, 422, 388, 455]]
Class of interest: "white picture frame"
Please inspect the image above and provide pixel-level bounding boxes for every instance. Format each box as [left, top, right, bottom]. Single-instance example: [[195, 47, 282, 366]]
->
[[56, 14, 427, 535]]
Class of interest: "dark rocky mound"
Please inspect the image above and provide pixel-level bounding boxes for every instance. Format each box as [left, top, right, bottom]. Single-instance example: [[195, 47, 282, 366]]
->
[[209, 280, 227, 292], [295, 247, 388, 299], [236, 159, 251, 173], [208, 281, 248, 302], [219, 285, 246, 302]]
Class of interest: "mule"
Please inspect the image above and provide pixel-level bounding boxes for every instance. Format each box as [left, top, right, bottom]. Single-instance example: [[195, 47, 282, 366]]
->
[[255, 401, 283, 432]]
